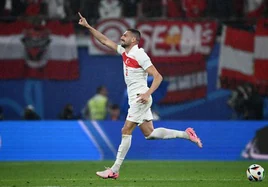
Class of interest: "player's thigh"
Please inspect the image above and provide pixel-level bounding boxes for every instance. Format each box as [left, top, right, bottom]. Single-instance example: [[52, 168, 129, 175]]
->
[[139, 120, 154, 137], [127, 96, 153, 124], [122, 120, 138, 135]]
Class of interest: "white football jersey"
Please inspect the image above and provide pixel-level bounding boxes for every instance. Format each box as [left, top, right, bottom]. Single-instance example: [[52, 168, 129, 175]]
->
[[117, 45, 152, 102]]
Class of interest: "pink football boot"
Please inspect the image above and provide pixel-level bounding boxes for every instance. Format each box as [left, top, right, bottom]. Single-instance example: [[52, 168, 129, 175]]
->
[[96, 167, 119, 179], [185, 128, 203, 148]]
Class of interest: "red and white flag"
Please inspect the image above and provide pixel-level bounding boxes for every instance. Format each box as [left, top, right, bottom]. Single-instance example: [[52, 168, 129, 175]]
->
[[244, 0, 265, 18], [219, 21, 268, 94], [254, 19, 268, 81], [156, 60, 207, 103], [0, 20, 79, 80]]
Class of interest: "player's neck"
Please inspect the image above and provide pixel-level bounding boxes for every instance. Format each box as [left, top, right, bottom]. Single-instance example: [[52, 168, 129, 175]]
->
[[125, 44, 137, 54]]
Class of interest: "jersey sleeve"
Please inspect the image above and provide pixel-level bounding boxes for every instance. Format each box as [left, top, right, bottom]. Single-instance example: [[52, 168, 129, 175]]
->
[[117, 45, 125, 55], [136, 49, 153, 70]]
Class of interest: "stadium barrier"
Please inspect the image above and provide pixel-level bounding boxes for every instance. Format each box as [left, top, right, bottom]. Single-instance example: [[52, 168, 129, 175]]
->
[[0, 120, 267, 161]]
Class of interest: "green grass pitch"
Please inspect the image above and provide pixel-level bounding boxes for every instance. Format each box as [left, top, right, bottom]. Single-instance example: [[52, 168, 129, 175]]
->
[[0, 161, 267, 187]]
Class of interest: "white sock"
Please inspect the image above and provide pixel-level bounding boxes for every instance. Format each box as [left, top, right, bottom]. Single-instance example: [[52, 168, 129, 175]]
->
[[146, 127, 189, 140], [111, 134, 132, 173]]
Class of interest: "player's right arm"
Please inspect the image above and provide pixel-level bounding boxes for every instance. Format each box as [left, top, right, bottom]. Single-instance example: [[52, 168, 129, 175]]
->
[[78, 12, 117, 52]]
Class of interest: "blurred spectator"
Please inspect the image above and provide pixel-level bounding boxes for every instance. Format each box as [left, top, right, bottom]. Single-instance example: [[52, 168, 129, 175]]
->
[[59, 104, 78, 120], [207, 0, 234, 19], [67, 0, 79, 16], [80, 0, 99, 23], [244, 0, 265, 19], [24, 0, 46, 17], [70, 0, 99, 31], [227, 83, 263, 120], [84, 86, 109, 120], [108, 104, 121, 121], [43, 0, 69, 19], [122, 0, 140, 17], [167, 0, 183, 18], [182, 0, 207, 18], [0, 0, 11, 16], [243, 83, 264, 120], [23, 105, 41, 120], [141, 0, 163, 17], [0, 0, 27, 17], [0, 106, 4, 120], [98, 0, 122, 19], [233, 0, 245, 18]]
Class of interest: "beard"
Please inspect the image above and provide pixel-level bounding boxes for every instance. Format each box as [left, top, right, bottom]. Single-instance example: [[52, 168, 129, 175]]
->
[[121, 43, 127, 48], [121, 41, 129, 48]]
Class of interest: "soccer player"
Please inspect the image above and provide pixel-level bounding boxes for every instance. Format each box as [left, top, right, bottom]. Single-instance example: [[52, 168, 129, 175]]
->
[[78, 12, 202, 179]]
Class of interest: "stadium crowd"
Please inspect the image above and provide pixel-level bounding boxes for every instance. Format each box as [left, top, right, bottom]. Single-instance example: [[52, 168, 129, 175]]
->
[[0, 0, 268, 27], [0, 0, 267, 121]]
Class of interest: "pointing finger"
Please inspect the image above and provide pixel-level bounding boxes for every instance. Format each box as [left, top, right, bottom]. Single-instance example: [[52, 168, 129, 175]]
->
[[78, 12, 83, 18]]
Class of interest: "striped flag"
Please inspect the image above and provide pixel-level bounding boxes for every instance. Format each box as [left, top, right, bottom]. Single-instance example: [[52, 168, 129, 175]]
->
[[219, 21, 268, 94], [0, 20, 79, 80], [254, 19, 268, 81], [245, 0, 265, 18], [156, 60, 207, 103]]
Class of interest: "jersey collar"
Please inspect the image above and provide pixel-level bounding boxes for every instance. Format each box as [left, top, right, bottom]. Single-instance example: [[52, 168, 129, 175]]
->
[[127, 44, 138, 54]]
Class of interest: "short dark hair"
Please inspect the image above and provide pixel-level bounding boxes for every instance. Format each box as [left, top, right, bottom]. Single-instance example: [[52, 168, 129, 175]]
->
[[97, 86, 106, 94], [127, 28, 141, 42], [110, 104, 120, 110]]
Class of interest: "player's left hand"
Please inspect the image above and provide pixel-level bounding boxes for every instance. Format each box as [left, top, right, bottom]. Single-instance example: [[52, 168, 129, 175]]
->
[[137, 93, 150, 104], [78, 12, 89, 28]]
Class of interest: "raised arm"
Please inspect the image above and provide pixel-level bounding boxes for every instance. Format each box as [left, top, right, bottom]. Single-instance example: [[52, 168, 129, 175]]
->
[[78, 12, 117, 51]]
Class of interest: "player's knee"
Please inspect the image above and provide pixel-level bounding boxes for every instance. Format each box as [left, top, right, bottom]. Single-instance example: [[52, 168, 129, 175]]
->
[[121, 127, 132, 135], [142, 126, 154, 139]]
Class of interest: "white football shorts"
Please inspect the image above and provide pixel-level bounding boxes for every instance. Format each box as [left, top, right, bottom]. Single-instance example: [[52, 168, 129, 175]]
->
[[126, 95, 153, 125]]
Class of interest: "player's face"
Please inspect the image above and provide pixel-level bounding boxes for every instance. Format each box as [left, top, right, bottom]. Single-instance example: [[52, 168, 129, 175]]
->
[[120, 31, 135, 48]]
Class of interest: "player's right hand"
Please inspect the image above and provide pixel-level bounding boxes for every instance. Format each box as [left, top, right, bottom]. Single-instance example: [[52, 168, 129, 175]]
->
[[78, 12, 89, 28]]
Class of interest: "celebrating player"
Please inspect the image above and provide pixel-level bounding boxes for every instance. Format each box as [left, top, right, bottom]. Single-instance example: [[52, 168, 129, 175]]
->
[[78, 12, 202, 179]]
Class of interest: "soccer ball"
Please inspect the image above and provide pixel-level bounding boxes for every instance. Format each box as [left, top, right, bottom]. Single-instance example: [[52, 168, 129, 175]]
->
[[246, 164, 265, 182]]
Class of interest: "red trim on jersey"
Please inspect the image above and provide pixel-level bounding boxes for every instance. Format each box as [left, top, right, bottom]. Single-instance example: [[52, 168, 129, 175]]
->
[[122, 52, 141, 68]]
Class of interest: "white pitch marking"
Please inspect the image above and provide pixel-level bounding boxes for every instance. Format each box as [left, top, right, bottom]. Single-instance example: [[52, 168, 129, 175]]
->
[[78, 120, 104, 160], [91, 120, 117, 156]]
